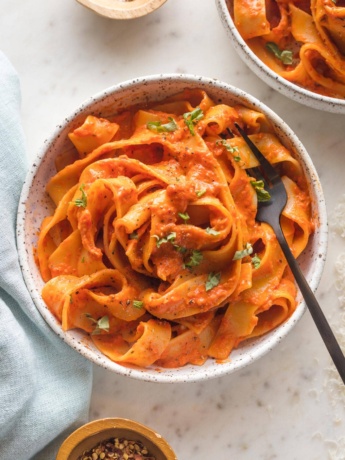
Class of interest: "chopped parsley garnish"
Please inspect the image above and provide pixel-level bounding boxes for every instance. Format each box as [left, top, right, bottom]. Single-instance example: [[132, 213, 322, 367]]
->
[[251, 254, 261, 269], [176, 245, 188, 254], [129, 231, 139, 240], [266, 42, 293, 65], [72, 184, 87, 208], [206, 227, 220, 236], [205, 272, 221, 291], [85, 314, 110, 335], [183, 107, 204, 136], [233, 243, 254, 260], [153, 232, 177, 248], [184, 250, 203, 268], [216, 139, 240, 160], [196, 189, 206, 197], [147, 117, 178, 133], [133, 300, 144, 309], [178, 212, 190, 223], [250, 180, 271, 202], [153, 232, 204, 270]]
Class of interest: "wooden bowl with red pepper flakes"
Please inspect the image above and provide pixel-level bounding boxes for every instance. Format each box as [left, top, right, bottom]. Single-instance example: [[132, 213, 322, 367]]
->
[[56, 418, 177, 460], [75, 0, 168, 20]]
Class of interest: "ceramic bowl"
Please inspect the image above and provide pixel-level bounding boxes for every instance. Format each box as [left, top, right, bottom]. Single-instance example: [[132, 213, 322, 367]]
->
[[17, 74, 328, 383], [216, 0, 345, 114], [56, 418, 177, 460], [76, 0, 167, 20]]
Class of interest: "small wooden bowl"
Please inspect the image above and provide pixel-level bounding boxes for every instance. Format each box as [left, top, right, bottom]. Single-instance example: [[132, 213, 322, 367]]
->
[[56, 418, 177, 460], [76, 0, 168, 19]]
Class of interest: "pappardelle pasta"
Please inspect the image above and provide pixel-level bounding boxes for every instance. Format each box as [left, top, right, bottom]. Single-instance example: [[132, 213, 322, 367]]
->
[[37, 89, 314, 368], [230, 0, 345, 98]]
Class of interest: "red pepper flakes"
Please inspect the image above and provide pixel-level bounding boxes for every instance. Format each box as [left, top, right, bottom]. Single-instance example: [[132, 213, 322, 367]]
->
[[77, 436, 156, 460]]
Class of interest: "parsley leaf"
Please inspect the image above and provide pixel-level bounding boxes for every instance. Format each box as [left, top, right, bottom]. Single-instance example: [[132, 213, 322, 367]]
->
[[129, 231, 139, 240], [251, 254, 261, 269], [153, 232, 177, 248], [85, 314, 110, 335], [196, 189, 206, 197], [205, 272, 221, 291], [266, 42, 293, 65], [250, 180, 271, 202], [233, 243, 254, 260], [206, 227, 220, 236], [147, 117, 178, 133], [185, 250, 203, 268], [178, 212, 190, 223], [73, 184, 87, 208], [216, 139, 240, 157], [183, 107, 204, 135], [133, 300, 144, 309], [175, 245, 188, 254]]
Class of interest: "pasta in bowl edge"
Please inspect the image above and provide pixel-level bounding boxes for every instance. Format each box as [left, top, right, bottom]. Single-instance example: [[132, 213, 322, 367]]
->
[[17, 75, 328, 383], [216, 0, 345, 114]]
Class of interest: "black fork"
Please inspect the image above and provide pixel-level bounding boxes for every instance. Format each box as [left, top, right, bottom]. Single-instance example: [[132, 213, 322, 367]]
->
[[235, 122, 345, 384]]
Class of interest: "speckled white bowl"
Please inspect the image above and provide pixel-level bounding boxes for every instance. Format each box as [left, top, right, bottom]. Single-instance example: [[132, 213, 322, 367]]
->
[[216, 0, 345, 114], [17, 74, 328, 383]]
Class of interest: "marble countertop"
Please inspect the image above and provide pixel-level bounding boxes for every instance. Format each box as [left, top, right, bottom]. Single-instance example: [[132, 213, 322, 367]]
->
[[1, 0, 345, 458]]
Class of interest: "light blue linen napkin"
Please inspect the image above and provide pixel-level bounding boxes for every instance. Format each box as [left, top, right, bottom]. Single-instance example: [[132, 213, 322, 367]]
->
[[0, 52, 93, 460]]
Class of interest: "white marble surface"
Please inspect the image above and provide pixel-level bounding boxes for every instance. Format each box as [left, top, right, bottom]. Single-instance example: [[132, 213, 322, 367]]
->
[[1, 0, 345, 458]]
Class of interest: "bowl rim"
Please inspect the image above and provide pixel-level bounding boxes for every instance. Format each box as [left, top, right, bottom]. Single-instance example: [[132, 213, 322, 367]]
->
[[215, 0, 345, 114], [16, 73, 328, 383], [56, 417, 177, 460]]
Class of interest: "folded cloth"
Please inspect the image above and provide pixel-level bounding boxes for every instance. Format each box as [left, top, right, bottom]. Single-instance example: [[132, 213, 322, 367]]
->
[[0, 52, 93, 460]]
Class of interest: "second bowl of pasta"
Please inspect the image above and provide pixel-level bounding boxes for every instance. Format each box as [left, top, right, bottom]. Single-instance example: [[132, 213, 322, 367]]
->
[[17, 74, 327, 382], [216, 0, 345, 113]]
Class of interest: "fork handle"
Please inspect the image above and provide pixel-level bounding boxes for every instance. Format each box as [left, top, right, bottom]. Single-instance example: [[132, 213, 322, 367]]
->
[[275, 227, 345, 384]]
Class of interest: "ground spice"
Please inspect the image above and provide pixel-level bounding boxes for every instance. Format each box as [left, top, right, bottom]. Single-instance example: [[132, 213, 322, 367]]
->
[[77, 437, 157, 460]]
